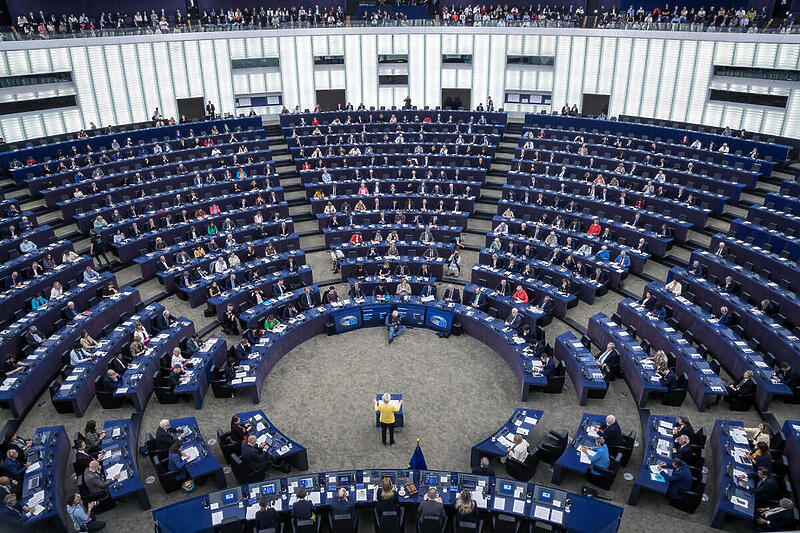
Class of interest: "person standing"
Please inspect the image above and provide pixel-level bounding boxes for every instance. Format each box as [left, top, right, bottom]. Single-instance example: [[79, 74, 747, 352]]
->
[[374, 393, 401, 446]]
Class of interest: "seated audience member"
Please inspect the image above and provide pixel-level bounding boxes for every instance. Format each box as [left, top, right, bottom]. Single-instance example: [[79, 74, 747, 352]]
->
[[417, 488, 445, 527], [755, 498, 795, 531], [672, 417, 694, 441], [255, 497, 279, 530], [471, 456, 495, 477], [581, 436, 609, 474], [659, 457, 692, 501], [67, 493, 105, 532], [598, 415, 622, 449], [454, 489, 478, 525], [743, 422, 771, 448], [1, 493, 32, 527], [501, 434, 529, 464], [291, 487, 315, 522], [167, 441, 189, 481], [595, 342, 618, 379], [725, 370, 756, 404]]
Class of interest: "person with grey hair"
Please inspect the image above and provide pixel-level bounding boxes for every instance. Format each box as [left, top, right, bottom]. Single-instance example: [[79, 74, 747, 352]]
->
[[1, 493, 31, 527], [385, 310, 405, 343], [330, 487, 356, 527], [374, 393, 402, 446], [472, 456, 495, 476], [581, 436, 610, 474], [155, 419, 180, 450]]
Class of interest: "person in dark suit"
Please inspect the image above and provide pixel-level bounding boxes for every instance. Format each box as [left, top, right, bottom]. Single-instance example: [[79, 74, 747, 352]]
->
[[330, 487, 356, 527], [245, 327, 260, 346], [157, 310, 177, 330], [659, 458, 692, 500], [755, 498, 795, 531], [100, 369, 120, 392], [234, 339, 251, 362], [744, 467, 779, 507], [222, 304, 240, 335], [672, 435, 694, 464], [471, 457, 495, 477], [155, 419, 180, 451], [298, 287, 315, 310], [658, 365, 678, 391], [640, 290, 657, 311], [229, 416, 249, 444], [241, 435, 270, 476], [0, 494, 32, 527], [1, 450, 27, 482], [596, 342, 619, 379], [291, 488, 315, 522], [718, 276, 738, 295], [0, 477, 17, 499], [273, 279, 287, 297], [776, 361, 798, 389], [24, 326, 44, 347], [539, 352, 556, 378], [590, 267, 608, 286], [497, 279, 511, 296], [751, 442, 772, 473], [504, 308, 523, 331], [715, 306, 732, 326], [108, 353, 127, 375], [442, 284, 460, 303], [468, 287, 486, 309], [420, 282, 437, 298], [418, 488, 446, 528], [725, 370, 756, 403], [255, 497, 279, 530], [283, 304, 299, 320], [672, 417, 694, 442], [348, 281, 364, 299], [686, 260, 704, 277], [598, 415, 622, 450], [756, 299, 774, 317], [167, 441, 188, 482], [539, 295, 554, 317], [63, 302, 79, 322]]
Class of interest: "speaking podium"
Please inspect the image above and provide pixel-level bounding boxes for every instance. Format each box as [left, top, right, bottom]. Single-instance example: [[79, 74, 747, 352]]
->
[[375, 393, 404, 428]]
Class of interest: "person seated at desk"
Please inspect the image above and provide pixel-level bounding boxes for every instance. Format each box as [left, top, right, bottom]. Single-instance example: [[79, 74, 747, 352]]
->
[[614, 250, 631, 268], [244, 326, 261, 345], [376, 478, 399, 515], [79, 330, 98, 351], [70, 341, 94, 365], [595, 246, 611, 261], [241, 435, 271, 476], [598, 415, 622, 449], [501, 434, 529, 464], [497, 279, 511, 297], [395, 262, 410, 277], [155, 419, 183, 452], [100, 369, 120, 392], [442, 283, 460, 303], [129, 338, 145, 358], [468, 286, 487, 309], [1, 450, 27, 482], [229, 415, 250, 444], [640, 290, 657, 310], [83, 460, 119, 496], [331, 487, 356, 527], [67, 492, 105, 532], [30, 292, 47, 310], [272, 278, 289, 298], [50, 280, 64, 299], [99, 281, 118, 299], [711, 305, 732, 326], [755, 299, 775, 317], [372, 282, 388, 300], [581, 436, 610, 474], [5, 270, 23, 289], [0, 355, 26, 379], [420, 282, 437, 299], [297, 287, 315, 310], [658, 365, 678, 391], [686, 260, 704, 277], [633, 238, 648, 254], [718, 275, 738, 295], [62, 300, 80, 322], [283, 303, 301, 320], [157, 309, 177, 330], [454, 490, 478, 525], [672, 416, 694, 441], [538, 352, 556, 378], [0, 493, 33, 528], [291, 487, 315, 522], [595, 343, 619, 379], [234, 338, 250, 362], [725, 370, 756, 404], [156, 255, 171, 273], [775, 361, 798, 389], [744, 422, 771, 449], [175, 250, 191, 265], [504, 308, 523, 331], [107, 352, 128, 377], [663, 278, 682, 296], [755, 498, 795, 531], [512, 284, 529, 303], [672, 435, 694, 463], [472, 456, 495, 477], [83, 265, 101, 283], [740, 467, 780, 508], [750, 442, 772, 472], [167, 441, 189, 482], [255, 497, 280, 530], [418, 488, 445, 527], [658, 457, 692, 501], [178, 271, 195, 290], [63, 249, 81, 264], [396, 277, 412, 296], [73, 440, 101, 475]]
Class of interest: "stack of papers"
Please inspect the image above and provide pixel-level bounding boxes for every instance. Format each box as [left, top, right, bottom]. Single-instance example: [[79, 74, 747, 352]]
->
[[184, 446, 200, 462]]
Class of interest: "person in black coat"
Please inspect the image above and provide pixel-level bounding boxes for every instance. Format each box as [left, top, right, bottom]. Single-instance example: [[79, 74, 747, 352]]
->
[[539, 352, 556, 378], [348, 281, 364, 299], [291, 488, 315, 521], [234, 339, 250, 362], [376, 478, 399, 515], [330, 487, 356, 527], [229, 416, 249, 444], [157, 310, 177, 330], [744, 467, 780, 507], [755, 498, 795, 531], [0, 494, 31, 527], [467, 287, 486, 309], [504, 308, 523, 331], [108, 353, 127, 375], [596, 342, 619, 379], [298, 287, 315, 310], [725, 370, 756, 403], [471, 457, 495, 477], [672, 417, 694, 442], [539, 296, 554, 317], [640, 290, 657, 311], [672, 435, 694, 464], [658, 366, 678, 391], [155, 420, 180, 451], [241, 436, 270, 476], [255, 498, 279, 530], [221, 304, 240, 335], [776, 362, 798, 389], [599, 415, 623, 450]]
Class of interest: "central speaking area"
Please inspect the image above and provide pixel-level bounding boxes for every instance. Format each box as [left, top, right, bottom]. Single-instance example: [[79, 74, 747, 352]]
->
[[259, 326, 522, 472]]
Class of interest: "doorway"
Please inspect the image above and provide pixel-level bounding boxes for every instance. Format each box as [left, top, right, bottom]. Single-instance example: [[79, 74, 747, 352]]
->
[[315, 89, 346, 111], [441, 89, 471, 110], [582, 94, 610, 117]]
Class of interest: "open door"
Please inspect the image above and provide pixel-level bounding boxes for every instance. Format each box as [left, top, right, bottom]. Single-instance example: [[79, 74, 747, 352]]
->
[[176, 97, 206, 120], [581, 94, 610, 117], [441, 89, 471, 110], [315, 89, 346, 111]]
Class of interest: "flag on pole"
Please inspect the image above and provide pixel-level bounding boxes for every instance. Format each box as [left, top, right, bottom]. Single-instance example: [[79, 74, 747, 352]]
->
[[408, 438, 428, 470]]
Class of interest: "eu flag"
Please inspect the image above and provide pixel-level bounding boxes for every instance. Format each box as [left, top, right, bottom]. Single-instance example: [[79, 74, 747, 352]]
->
[[408, 439, 428, 470]]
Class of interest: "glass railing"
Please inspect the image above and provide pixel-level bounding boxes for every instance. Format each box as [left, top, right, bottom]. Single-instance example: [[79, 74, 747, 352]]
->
[[1, 16, 796, 41]]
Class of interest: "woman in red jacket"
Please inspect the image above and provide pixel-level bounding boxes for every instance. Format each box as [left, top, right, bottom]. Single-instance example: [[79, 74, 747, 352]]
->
[[587, 219, 602, 236]]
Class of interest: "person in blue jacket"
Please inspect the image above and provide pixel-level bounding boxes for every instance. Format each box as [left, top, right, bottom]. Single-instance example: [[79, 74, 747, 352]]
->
[[660, 457, 693, 500], [582, 436, 610, 474], [167, 441, 188, 481]]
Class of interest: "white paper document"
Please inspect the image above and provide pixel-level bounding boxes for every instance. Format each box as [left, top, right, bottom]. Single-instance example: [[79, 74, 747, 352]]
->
[[533, 505, 550, 520], [493, 497, 506, 511]]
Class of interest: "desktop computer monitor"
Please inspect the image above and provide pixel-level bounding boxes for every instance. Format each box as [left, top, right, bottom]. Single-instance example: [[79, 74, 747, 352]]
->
[[457, 473, 488, 491], [325, 471, 357, 488], [397, 304, 426, 326], [289, 475, 319, 492], [497, 480, 516, 496], [332, 308, 362, 333], [250, 480, 280, 500], [362, 304, 392, 327], [209, 486, 243, 508], [425, 308, 453, 332], [419, 470, 450, 489], [533, 486, 566, 507]]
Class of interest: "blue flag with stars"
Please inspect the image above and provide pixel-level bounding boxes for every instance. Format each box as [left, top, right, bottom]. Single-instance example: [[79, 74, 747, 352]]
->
[[408, 439, 427, 470]]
